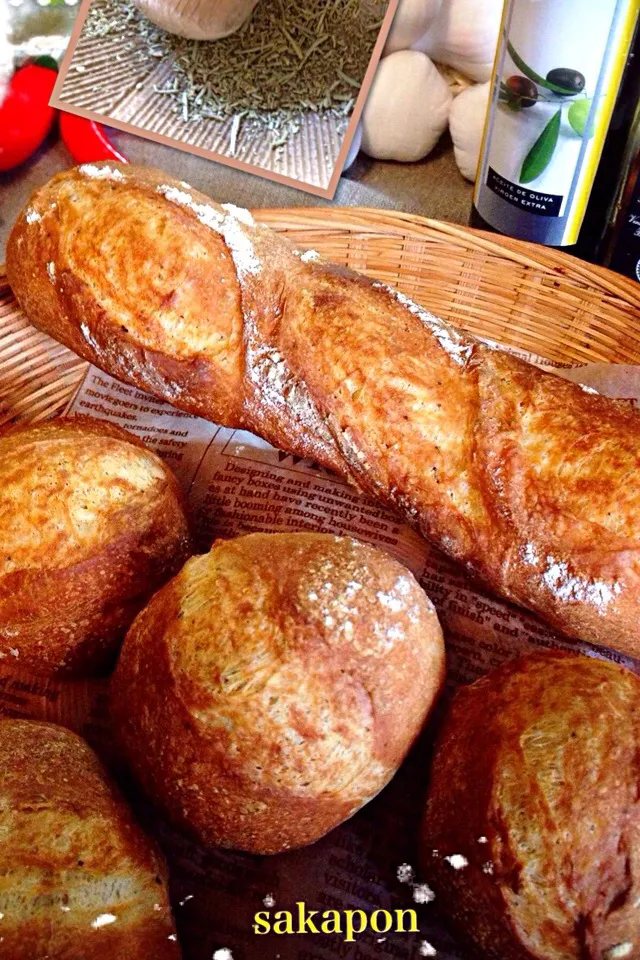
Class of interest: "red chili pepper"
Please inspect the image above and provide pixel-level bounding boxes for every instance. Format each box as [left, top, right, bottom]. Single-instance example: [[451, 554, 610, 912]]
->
[[58, 112, 128, 165], [0, 57, 57, 172]]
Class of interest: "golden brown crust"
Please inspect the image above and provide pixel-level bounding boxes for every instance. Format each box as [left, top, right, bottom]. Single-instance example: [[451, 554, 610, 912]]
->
[[7, 163, 640, 657], [420, 651, 640, 960], [110, 532, 445, 854], [0, 415, 191, 675], [0, 718, 180, 959]]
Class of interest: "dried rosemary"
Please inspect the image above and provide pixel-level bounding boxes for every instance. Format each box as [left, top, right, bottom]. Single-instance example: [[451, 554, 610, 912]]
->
[[81, 0, 387, 153]]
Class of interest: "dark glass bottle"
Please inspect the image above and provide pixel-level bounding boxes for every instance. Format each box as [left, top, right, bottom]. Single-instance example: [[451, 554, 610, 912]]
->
[[471, 0, 640, 257], [599, 106, 640, 278]]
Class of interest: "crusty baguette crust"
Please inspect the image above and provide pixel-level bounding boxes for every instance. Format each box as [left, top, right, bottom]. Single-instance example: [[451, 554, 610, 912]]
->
[[7, 163, 640, 656], [0, 718, 180, 959], [110, 532, 445, 854], [420, 652, 640, 960], [0, 415, 191, 675]]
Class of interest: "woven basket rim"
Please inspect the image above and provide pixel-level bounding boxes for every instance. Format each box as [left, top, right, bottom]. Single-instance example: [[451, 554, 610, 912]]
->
[[2, 205, 640, 430], [252, 206, 640, 303]]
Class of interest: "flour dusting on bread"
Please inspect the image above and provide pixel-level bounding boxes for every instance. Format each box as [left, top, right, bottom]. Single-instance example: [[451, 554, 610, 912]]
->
[[541, 557, 622, 609], [78, 163, 126, 182], [156, 184, 261, 277], [372, 281, 474, 366]]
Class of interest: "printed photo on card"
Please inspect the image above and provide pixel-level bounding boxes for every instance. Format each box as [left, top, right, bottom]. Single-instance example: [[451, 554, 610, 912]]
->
[[49, 0, 397, 197]]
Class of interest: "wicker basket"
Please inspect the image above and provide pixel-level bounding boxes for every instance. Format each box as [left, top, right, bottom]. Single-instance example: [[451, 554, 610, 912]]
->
[[2, 207, 640, 428]]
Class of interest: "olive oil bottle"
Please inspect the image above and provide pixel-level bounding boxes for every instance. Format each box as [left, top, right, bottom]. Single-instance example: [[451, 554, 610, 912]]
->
[[601, 107, 640, 279], [472, 0, 640, 251]]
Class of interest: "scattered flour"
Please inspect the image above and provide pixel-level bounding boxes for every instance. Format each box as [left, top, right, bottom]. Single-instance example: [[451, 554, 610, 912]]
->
[[413, 883, 436, 905], [444, 854, 468, 870], [91, 913, 117, 928]]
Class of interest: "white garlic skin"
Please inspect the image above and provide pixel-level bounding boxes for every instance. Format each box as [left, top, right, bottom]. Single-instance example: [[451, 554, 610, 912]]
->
[[413, 0, 503, 82], [361, 51, 452, 162], [131, 0, 260, 40], [383, 0, 443, 56], [449, 80, 490, 181]]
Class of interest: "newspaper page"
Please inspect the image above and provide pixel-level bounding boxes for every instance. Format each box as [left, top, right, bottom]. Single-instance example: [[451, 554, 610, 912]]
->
[[1, 358, 639, 960]]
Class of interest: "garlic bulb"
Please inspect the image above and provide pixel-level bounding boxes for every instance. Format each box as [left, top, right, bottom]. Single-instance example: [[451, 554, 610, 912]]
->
[[449, 81, 490, 181], [361, 51, 452, 162], [131, 0, 260, 40], [413, 0, 503, 82], [383, 0, 443, 56]]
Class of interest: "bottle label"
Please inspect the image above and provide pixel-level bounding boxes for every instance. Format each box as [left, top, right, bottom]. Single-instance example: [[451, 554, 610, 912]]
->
[[609, 169, 640, 280], [474, 0, 640, 246]]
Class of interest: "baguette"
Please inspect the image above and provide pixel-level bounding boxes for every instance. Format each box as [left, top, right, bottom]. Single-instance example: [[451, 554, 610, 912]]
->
[[7, 162, 640, 656]]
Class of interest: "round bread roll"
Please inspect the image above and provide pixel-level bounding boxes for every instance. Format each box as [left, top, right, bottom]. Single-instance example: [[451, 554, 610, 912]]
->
[[111, 532, 445, 854], [0, 416, 191, 675], [420, 651, 640, 960], [0, 718, 180, 959]]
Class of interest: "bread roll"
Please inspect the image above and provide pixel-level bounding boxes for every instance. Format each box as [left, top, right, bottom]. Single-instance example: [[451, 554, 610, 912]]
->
[[0, 416, 191, 675], [111, 532, 445, 854], [7, 164, 640, 659], [0, 718, 180, 959], [420, 652, 640, 960]]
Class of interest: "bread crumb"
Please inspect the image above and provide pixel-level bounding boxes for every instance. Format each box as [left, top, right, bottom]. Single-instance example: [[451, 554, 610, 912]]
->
[[444, 854, 468, 869], [477, 836, 488, 843], [419, 942, 437, 957], [168, 934, 178, 941], [46, 261, 55, 280], [213, 950, 233, 960], [413, 883, 436, 904], [300, 249, 320, 262], [397, 863, 414, 883], [9, 648, 18, 658], [263, 893, 276, 907], [25, 208, 41, 223], [91, 913, 117, 928]]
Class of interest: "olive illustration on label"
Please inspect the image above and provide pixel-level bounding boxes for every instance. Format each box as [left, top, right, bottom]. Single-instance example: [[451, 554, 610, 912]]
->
[[546, 67, 586, 96], [503, 42, 594, 183], [568, 98, 593, 136], [504, 75, 538, 108]]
